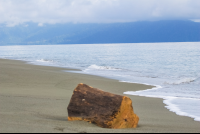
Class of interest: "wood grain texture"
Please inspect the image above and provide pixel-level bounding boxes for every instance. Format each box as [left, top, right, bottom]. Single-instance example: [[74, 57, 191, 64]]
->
[[67, 83, 139, 129]]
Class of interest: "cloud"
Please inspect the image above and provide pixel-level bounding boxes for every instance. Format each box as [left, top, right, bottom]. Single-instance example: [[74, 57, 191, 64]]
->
[[0, 0, 200, 26]]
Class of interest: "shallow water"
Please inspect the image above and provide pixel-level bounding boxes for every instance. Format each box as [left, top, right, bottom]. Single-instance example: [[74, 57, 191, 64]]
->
[[0, 42, 199, 121]]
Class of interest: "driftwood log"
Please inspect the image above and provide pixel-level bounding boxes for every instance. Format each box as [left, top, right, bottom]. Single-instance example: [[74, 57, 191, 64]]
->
[[67, 83, 139, 129]]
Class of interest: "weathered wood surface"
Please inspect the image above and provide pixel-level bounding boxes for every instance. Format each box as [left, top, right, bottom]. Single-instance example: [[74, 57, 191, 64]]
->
[[67, 83, 139, 129]]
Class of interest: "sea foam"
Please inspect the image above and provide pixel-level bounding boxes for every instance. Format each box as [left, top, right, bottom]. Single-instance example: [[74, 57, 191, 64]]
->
[[122, 80, 200, 122]]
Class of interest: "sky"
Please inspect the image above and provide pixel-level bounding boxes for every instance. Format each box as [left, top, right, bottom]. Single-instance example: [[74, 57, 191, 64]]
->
[[0, 0, 200, 26]]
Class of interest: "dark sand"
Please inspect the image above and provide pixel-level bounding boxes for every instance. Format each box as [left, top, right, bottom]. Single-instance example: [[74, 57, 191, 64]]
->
[[0, 58, 199, 133]]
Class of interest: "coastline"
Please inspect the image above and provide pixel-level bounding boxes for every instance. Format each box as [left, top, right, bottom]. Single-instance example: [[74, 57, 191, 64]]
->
[[0, 58, 200, 133]]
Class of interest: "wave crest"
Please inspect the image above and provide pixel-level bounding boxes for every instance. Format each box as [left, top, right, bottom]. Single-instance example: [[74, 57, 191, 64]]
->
[[164, 77, 197, 85], [87, 64, 121, 70], [36, 59, 53, 62]]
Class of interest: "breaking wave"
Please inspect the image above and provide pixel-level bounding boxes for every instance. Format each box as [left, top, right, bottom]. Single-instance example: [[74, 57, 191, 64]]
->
[[164, 77, 197, 85], [36, 59, 53, 63], [87, 64, 121, 70]]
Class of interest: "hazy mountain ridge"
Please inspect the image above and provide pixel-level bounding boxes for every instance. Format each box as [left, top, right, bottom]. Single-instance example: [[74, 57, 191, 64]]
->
[[0, 20, 200, 45]]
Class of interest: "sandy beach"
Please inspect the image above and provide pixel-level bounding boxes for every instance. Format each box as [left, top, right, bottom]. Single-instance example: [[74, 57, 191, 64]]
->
[[0, 58, 199, 133]]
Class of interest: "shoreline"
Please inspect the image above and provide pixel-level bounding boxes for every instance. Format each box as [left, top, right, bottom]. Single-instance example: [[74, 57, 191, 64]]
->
[[0, 58, 200, 133]]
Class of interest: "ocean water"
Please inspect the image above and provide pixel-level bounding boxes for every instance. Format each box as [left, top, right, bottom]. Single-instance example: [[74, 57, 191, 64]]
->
[[0, 42, 199, 121]]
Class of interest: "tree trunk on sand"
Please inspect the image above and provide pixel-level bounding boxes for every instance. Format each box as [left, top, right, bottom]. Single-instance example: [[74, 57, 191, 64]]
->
[[67, 83, 139, 129]]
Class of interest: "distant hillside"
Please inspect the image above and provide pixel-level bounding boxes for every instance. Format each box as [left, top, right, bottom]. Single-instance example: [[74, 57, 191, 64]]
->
[[0, 20, 200, 45]]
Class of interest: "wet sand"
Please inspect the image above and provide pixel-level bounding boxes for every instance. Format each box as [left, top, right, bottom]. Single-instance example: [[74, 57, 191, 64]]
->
[[0, 58, 199, 133]]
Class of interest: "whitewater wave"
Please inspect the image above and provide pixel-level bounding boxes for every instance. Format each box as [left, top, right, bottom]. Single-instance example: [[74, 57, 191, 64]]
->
[[36, 59, 53, 63], [164, 77, 197, 85], [87, 64, 121, 70], [122, 81, 200, 122], [163, 97, 200, 122]]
